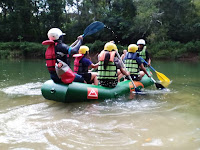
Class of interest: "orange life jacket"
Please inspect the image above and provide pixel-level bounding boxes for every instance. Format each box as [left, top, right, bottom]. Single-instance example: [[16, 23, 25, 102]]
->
[[98, 50, 116, 62], [98, 50, 118, 80]]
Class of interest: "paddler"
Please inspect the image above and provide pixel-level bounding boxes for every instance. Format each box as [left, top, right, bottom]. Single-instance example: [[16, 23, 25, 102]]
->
[[124, 44, 151, 81], [137, 39, 151, 67], [73, 45, 99, 85], [42, 28, 83, 83], [97, 42, 130, 88]]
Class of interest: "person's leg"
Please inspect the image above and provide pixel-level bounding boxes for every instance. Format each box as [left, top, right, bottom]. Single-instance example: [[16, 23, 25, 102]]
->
[[117, 69, 124, 82], [90, 72, 98, 85], [93, 76, 98, 85], [139, 71, 145, 80], [50, 72, 62, 83]]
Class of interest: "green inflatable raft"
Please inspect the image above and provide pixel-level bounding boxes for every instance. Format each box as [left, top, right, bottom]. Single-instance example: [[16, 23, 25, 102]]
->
[[41, 74, 154, 103]]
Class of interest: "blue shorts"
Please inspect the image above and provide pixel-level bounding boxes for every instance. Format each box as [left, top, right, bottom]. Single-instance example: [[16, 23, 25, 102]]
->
[[50, 71, 62, 83], [74, 73, 84, 83], [78, 73, 92, 84]]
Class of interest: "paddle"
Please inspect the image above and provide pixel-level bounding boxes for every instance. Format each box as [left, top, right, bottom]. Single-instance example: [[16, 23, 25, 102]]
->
[[70, 21, 105, 47], [150, 76, 165, 89], [140, 57, 170, 84], [115, 51, 141, 93], [83, 21, 105, 37]]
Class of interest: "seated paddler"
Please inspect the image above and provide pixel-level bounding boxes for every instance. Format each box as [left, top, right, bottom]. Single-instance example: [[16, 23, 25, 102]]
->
[[73, 45, 99, 85], [42, 28, 83, 84], [97, 42, 130, 88], [123, 44, 151, 81]]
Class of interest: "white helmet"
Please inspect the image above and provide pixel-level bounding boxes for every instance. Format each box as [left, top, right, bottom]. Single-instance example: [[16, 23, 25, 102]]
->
[[137, 39, 146, 45], [47, 28, 65, 40]]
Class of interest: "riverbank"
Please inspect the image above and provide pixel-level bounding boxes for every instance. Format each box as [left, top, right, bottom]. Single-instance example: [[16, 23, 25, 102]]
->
[[0, 41, 199, 61], [0, 42, 46, 59]]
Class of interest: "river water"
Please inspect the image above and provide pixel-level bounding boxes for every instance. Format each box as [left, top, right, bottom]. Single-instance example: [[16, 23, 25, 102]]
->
[[0, 59, 199, 150]]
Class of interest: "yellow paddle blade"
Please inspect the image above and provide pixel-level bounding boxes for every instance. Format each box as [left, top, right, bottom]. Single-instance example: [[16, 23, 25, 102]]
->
[[155, 71, 170, 83], [160, 81, 171, 88]]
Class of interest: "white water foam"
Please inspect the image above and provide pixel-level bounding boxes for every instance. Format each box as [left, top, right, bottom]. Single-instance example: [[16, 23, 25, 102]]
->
[[0, 82, 43, 96], [132, 88, 172, 95]]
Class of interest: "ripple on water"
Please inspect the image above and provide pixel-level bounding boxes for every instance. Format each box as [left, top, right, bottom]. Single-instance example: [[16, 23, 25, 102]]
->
[[0, 81, 199, 149], [72, 98, 167, 117], [0, 82, 43, 96], [0, 102, 51, 146]]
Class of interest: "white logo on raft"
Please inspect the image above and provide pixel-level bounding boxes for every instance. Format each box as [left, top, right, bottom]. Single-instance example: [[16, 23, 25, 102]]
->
[[87, 88, 98, 99]]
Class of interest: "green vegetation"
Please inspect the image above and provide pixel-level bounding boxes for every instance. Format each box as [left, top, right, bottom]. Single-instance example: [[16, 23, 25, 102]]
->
[[149, 41, 200, 60], [0, 0, 200, 60], [0, 42, 46, 59], [0, 41, 199, 60]]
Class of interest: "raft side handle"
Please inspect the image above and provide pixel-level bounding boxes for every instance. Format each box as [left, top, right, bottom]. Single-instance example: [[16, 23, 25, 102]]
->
[[50, 88, 56, 94]]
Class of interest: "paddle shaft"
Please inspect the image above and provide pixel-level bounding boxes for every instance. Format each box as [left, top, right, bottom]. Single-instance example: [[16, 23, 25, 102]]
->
[[139, 57, 166, 89], [150, 76, 156, 83], [140, 57, 170, 83], [115, 51, 137, 90], [71, 32, 93, 47], [139, 57, 155, 71]]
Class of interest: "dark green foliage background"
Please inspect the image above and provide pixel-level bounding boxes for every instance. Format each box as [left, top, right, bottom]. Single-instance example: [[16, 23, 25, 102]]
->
[[0, 0, 199, 59]]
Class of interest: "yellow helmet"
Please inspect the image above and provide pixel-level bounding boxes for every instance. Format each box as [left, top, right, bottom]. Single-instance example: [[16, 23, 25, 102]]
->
[[79, 45, 89, 54], [104, 42, 118, 51], [128, 44, 138, 53]]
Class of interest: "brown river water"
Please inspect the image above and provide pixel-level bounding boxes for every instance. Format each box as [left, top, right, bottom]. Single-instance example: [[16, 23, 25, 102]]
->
[[0, 59, 199, 150]]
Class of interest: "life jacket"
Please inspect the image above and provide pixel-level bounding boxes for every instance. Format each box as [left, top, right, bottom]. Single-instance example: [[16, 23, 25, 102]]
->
[[73, 54, 84, 73], [55, 42, 70, 65], [98, 50, 118, 80], [138, 46, 146, 61], [42, 40, 57, 72], [124, 52, 140, 75], [55, 59, 75, 84]]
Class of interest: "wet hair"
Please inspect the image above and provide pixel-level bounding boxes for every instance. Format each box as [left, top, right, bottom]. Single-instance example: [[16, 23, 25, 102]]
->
[[104, 51, 110, 69], [85, 51, 88, 56]]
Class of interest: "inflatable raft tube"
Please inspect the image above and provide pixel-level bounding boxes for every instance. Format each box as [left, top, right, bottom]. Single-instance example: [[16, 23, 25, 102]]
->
[[41, 74, 154, 103]]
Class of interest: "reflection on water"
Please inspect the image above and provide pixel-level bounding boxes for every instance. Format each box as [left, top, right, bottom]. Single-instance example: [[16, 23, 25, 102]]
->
[[0, 59, 199, 150]]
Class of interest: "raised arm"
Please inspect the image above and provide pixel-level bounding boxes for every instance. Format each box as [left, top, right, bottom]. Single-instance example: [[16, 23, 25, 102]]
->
[[68, 35, 83, 55]]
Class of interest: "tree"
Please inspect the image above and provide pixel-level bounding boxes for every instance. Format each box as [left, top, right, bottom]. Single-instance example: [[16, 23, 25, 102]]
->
[[0, 0, 199, 44], [131, 0, 163, 43], [101, 0, 137, 44], [157, 0, 198, 42]]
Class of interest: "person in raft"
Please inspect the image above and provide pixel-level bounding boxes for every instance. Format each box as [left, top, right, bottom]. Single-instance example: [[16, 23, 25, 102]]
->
[[42, 28, 84, 83], [137, 39, 151, 67], [124, 44, 151, 81], [97, 42, 130, 88], [73, 45, 99, 85], [120, 49, 127, 61]]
